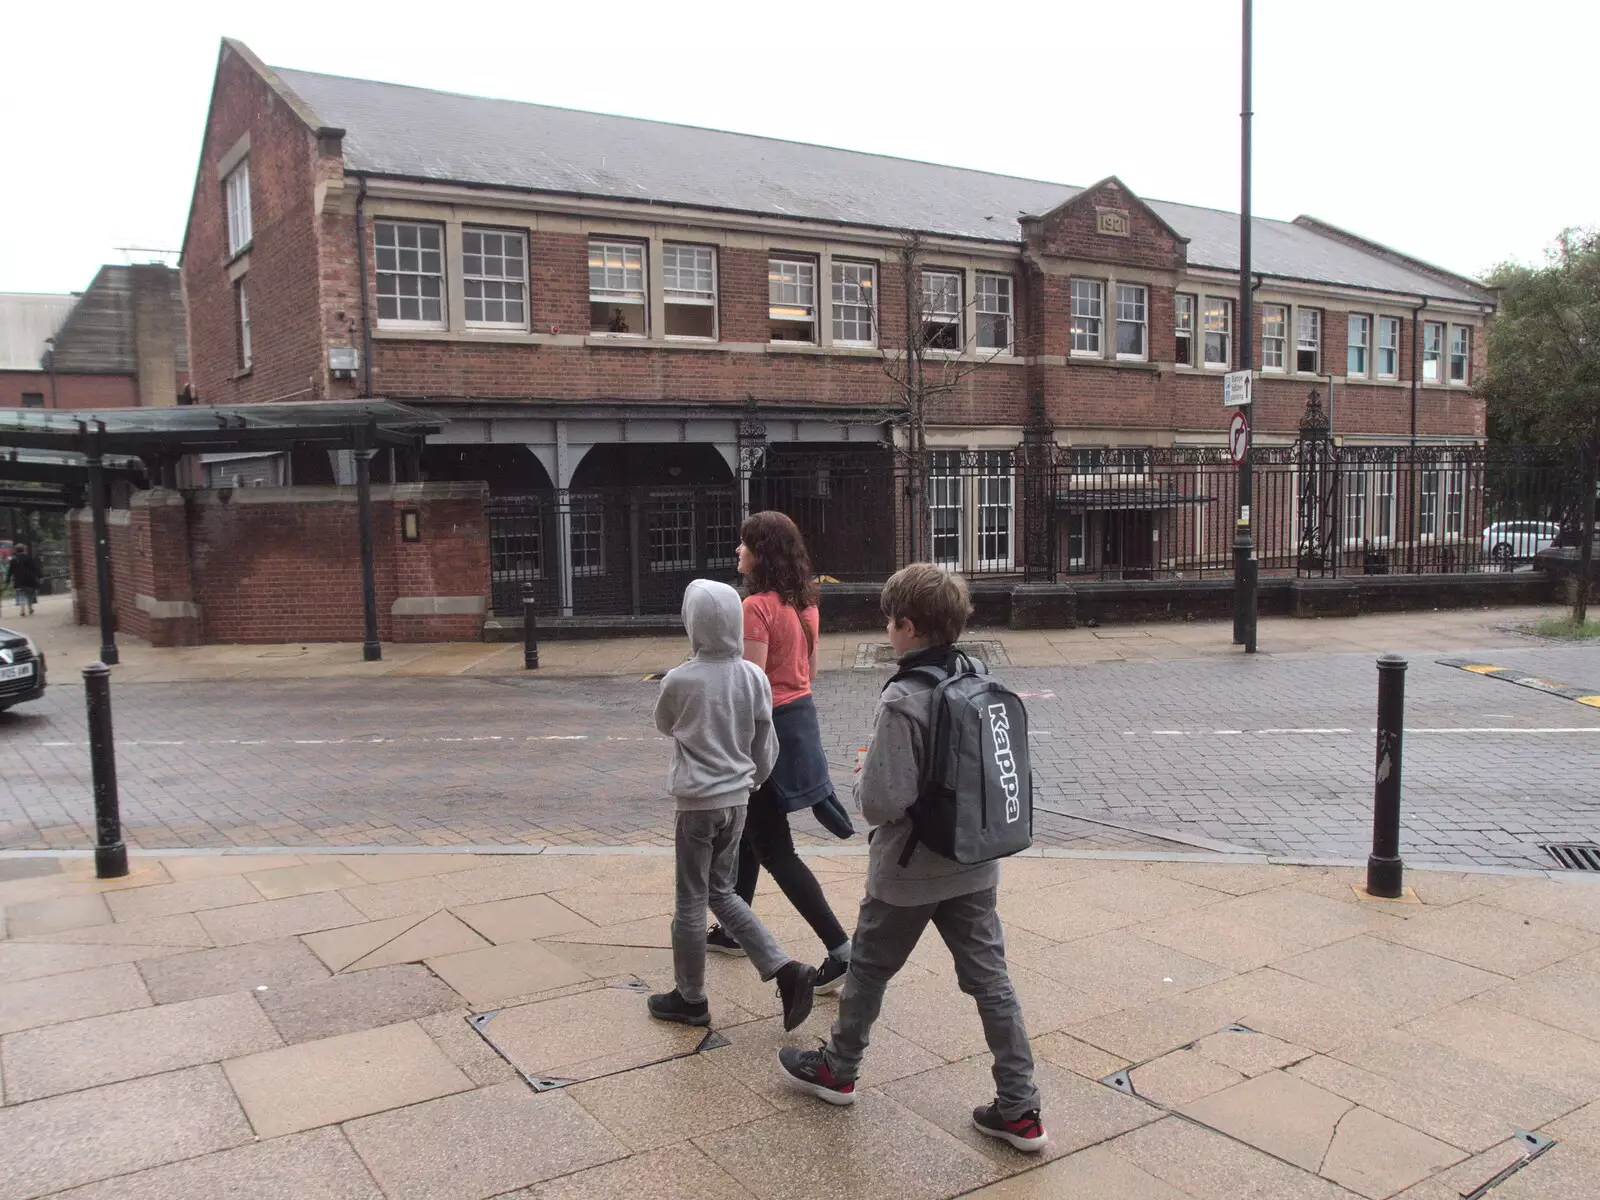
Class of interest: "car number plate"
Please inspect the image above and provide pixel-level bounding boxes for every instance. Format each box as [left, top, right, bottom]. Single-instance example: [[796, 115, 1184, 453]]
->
[[0, 662, 34, 681]]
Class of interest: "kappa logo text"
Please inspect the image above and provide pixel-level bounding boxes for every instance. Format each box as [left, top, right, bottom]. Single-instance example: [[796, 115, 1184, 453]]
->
[[987, 703, 1021, 823]]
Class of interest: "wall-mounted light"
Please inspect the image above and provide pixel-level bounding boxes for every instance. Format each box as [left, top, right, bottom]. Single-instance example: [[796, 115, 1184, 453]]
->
[[401, 509, 421, 542]]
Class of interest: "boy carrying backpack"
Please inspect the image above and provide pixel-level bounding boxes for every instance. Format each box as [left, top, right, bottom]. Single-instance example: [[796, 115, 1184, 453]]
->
[[777, 563, 1046, 1152]]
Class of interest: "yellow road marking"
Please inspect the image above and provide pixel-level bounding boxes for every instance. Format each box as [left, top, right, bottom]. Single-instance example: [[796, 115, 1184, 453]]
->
[[1461, 664, 1504, 674], [1578, 696, 1600, 709]]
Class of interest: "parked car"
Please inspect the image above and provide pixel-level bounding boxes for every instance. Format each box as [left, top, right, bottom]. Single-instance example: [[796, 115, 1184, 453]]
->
[[0, 626, 46, 711], [1480, 521, 1561, 562]]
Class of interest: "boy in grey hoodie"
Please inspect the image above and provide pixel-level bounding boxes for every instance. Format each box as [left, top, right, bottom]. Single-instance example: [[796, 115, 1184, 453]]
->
[[776, 564, 1047, 1152], [649, 579, 817, 1031]]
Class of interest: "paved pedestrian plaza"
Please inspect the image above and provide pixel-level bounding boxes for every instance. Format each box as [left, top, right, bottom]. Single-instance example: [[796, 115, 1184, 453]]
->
[[4, 598, 1599, 1196]]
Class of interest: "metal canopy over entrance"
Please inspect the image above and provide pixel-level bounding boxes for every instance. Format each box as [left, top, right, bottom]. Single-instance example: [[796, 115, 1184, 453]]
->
[[0, 401, 444, 665]]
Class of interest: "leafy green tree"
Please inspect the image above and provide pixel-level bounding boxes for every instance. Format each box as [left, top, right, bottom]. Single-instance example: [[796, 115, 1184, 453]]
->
[[1481, 229, 1600, 621]]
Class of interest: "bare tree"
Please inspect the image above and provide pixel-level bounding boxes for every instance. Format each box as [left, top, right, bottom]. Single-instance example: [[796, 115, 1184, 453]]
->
[[860, 232, 1029, 559]]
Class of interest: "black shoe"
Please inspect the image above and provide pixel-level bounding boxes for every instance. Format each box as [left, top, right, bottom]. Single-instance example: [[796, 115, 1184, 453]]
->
[[647, 989, 710, 1026], [778, 1047, 856, 1106], [706, 925, 746, 957], [813, 954, 849, 995], [971, 1101, 1048, 1153], [773, 961, 816, 1031]]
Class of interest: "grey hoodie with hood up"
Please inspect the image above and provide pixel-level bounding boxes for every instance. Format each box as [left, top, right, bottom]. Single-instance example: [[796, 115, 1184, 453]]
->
[[654, 579, 778, 812]]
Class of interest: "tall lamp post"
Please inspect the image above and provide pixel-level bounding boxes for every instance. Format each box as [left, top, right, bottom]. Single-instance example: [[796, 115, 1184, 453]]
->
[[1231, 0, 1258, 653]]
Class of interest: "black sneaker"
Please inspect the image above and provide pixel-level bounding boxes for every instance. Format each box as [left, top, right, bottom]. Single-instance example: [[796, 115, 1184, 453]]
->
[[706, 925, 746, 957], [647, 989, 711, 1027], [773, 961, 816, 1031], [813, 954, 849, 995], [778, 1047, 856, 1106], [971, 1102, 1048, 1152]]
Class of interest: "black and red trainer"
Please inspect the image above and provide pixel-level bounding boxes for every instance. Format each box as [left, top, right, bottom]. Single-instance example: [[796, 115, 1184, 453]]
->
[[971, 1102, 1048, 1152], [777, 1047, 857, 1106]]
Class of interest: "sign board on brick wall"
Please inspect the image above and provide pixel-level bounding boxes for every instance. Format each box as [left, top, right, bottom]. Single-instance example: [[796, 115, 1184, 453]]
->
[[1223, 370, 1253, 407]]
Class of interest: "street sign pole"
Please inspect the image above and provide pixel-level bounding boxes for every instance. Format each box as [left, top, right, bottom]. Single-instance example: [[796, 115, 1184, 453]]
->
[[1232, 0, 1258, 654]]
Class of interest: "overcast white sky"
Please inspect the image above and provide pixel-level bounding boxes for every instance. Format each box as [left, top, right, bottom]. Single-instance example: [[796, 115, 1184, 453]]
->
[[3, 0, 1594, 295]]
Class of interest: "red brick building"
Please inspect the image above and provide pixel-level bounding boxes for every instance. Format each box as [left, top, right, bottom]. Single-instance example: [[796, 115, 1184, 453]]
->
[[181, 39, 1495, 621]]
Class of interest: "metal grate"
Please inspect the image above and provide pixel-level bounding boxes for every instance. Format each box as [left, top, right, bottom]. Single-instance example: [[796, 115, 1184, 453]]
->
[[1543, 843, 1600, 871]]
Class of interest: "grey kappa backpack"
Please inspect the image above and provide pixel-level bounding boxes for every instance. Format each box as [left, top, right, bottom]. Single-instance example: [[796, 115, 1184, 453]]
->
[[892, 651, 1034, 866]]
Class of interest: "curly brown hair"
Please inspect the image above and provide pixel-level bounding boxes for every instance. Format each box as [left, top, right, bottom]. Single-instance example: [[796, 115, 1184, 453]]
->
[[739, 511, 819, 611]]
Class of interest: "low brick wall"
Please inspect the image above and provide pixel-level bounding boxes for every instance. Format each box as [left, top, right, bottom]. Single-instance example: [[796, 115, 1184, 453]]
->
[[68, 483, 490, 646]]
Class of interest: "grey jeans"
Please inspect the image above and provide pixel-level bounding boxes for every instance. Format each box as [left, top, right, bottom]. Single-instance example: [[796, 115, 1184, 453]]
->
[[825, 888, 1041, 1119], [673, 806, 788, 1003]]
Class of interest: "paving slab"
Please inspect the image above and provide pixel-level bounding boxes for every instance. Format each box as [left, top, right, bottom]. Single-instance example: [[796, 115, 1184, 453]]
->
[[255, 963, 462, 1043], [46, 1127, 384, 1199], [1480, 877, 1600, 934], [301, 913, 428, 972], [1137, 887, 1398, 974], [1190, 1027, 1313, 1077], [961, 1143, 1192, 1199], [0, 962, 151, 1036], [443, 858, 600, 904], [475, 986, 706, 1083], [1480, 952, 1600, 1042], [542, 886, 676, 926], [1480, 1139, 1600, 1199], [344, 1081, 626, 1200], [1180, 1070, 1355, 1171], [1016, 928, 1234, 1005], [1051, 869, 1230, 923], [568, 1053, 775, 1151], [521, 1142, 755, 1200], [0, 1065, 252, 1200], [198, 892, 367, 947], [882, 1055, 1157, 1170], [1319, 1105, 1467, 1199], [335, 853, 484, 884], [136, 936, 332, 1005], [1401, 998, 1600, 1100], [1330, 1029, 1587, 1128], [425, 940, 591, 1006], [1066, 993, 1245, 1064], [706, 1013, 943, 1113], [451, 893, 596, 943], [1388, 1138, 1532, 1200], [995, 883, 1141, 942], [104, 875, 261, 922], [414, 1008, 522, 1087], [17, 911, 212, 947], [158, 854, 305, 881], [3, 893, 111, 937], [223, 1020, 473, 1138], [1, 989, 281, 1103], [1178, 968, 1411, 1053], [340, 876, 468, 921], [345, 911, 489, 971], [1028, 1031, 1130, 1081], [1129, 1049, 1248, 1107], [1273, 935, 1505, 1019], [1108, 1114, 1364, 1199], [0, 940, 189, 985], [246, 861, 367, 900], [1375, 901, 1597, 976], [697, 1090, 1001, 1200], [878, 964, 1113, 1061], [1288, 1055, 1528, 1155]]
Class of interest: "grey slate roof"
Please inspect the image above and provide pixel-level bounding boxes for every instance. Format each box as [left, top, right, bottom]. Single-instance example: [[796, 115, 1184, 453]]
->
[[275, 66, 1492, 306]]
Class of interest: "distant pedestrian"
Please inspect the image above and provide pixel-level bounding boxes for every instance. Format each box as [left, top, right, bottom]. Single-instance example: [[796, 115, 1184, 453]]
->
[[7, 544, 40, 617], [778, 564, 1048, 1152], [649, 577, 817, 1032], [709, 510, 853, 995]]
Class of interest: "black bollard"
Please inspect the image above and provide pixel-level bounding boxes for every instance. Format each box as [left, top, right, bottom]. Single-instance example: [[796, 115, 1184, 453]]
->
[[83, 662, 128, 879], [522, 584, 540, 670], [1366, 653, 1407, 898]]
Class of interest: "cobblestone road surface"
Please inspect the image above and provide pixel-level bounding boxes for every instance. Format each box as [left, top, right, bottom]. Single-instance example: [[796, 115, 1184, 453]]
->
[[1, 641, 1596, 868]]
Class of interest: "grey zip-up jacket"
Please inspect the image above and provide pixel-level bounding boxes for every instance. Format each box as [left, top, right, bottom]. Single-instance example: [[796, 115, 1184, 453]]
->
[[654, 580, 778, 812], [855, 667, 1000, 906]]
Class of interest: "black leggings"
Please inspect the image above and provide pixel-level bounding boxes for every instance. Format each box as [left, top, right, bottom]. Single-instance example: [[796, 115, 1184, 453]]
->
[[736, 780, 849, 955]]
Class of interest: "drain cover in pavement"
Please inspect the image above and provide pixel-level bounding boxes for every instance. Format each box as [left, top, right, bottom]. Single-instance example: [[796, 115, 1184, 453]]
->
[[1543, 843, 1600, 871]]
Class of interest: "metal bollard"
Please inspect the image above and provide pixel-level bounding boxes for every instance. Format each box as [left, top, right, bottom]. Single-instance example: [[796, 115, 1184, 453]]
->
[[83, 662, 128, 879], [522, 585, 540, 670], [1366, 653, 1407, 898]]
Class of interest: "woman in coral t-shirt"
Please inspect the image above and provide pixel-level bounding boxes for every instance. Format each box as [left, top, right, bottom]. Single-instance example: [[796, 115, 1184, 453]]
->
[[705, 510, 852, 994]]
